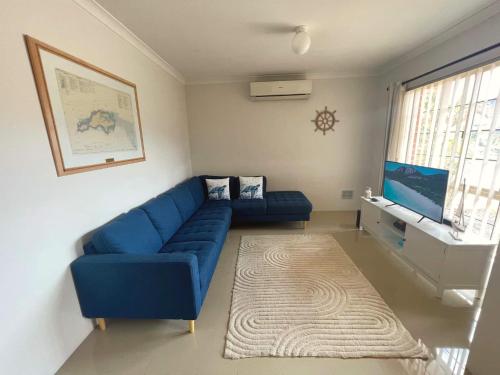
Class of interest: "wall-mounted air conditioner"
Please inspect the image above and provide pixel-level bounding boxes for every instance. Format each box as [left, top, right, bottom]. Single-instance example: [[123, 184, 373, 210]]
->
[[249, 80, 312, 101]]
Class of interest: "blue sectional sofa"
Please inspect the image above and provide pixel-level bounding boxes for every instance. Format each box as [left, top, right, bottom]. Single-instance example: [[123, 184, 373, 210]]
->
[[71, 175, 312, 332]]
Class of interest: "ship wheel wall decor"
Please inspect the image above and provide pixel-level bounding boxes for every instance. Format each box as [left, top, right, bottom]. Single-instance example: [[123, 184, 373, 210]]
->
[[311, 106, 339, 135]]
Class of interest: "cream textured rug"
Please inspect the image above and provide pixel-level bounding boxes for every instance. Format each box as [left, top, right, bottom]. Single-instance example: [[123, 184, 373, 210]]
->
[[224, 234, 427, 359]]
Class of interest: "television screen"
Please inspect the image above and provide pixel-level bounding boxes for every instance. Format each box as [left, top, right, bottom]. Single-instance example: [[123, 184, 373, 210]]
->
[[383, 161, 449, 223]]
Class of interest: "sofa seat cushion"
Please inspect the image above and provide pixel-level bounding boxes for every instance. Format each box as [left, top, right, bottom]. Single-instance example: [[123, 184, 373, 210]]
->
[[183, 218, 230, 230], [191, 207, 232, 222], [201, 200, 232, 209], [169, 184, 197, 221], [92, 208, 162, 254], [160, 241, 220, 296], [140, 193, 183, 243], [266, 191, 313, 215], [168, 220, 228, 245], [232, 198, 267, 216]]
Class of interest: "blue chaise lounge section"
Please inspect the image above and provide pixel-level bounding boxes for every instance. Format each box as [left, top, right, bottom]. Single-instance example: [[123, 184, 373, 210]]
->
[[71, 175, 312, 333]]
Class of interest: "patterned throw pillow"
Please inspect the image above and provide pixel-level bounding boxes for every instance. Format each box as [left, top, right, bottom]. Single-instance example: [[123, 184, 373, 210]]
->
[[239, 176, 263, 199], [206, 178, 230, 200]]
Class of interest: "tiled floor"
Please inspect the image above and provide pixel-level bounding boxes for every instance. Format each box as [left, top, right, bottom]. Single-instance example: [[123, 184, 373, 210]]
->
[[58, 211, 478, 375]]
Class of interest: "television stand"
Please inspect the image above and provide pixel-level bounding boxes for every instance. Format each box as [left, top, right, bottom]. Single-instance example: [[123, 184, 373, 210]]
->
[[417, 216, 425, 223], [385, 202, 397, 207], [360, 196, 496, 300]]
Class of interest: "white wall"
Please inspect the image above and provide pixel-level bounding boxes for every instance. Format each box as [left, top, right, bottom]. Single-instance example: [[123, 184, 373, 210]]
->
[[0, 1, 192, 374], [379, 11, 500, 86], [186, 78, 379, 210]]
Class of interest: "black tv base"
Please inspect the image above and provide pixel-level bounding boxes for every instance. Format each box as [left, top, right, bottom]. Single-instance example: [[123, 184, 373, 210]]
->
[[417, 216, 426, 223]]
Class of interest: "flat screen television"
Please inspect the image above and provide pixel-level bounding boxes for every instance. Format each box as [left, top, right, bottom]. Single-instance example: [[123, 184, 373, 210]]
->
[[383, 161, 449, 223]]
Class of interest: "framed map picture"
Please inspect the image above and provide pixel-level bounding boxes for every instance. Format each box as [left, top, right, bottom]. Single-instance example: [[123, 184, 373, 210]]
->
[[25, 35, 145, 176]]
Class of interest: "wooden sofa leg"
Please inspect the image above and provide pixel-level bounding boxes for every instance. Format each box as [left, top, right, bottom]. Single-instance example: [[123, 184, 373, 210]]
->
[[303, 220, 307, 229], [96, 318, 106, 331], [188, 320, 195, 333]]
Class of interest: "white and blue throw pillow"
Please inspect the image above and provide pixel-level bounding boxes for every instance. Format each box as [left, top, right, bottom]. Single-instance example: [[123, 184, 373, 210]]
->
[[239, 176, 263, 199], [206, 178, 230, 200]]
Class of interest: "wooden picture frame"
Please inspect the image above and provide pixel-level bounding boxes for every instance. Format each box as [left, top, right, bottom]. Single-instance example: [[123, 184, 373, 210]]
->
[[25, 35, 146, 176]]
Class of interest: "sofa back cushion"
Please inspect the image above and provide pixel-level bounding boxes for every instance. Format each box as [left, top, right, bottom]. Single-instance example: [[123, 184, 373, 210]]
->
[[251, 175, 267, 197], [169, 184, 197, 221], [141, 193, 183, 243], [92, 208, 162, 254], [185, 177, 205, 208], [199, 175, 267, 199], [199, 175, 239, 199], [206, 178, 231, 200], [239, 176, 264, 199], [83, 242, 98, 255]]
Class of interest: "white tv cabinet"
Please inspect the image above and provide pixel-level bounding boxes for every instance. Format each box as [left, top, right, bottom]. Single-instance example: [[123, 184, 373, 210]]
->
[[360, 197, 496, 298]]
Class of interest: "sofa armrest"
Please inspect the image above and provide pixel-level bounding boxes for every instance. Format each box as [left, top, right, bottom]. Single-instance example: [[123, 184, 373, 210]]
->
[[70, 252, 202, 320]]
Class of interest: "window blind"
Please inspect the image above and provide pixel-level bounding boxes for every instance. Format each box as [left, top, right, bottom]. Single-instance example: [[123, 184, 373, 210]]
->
[[388, 61, 500, 238]]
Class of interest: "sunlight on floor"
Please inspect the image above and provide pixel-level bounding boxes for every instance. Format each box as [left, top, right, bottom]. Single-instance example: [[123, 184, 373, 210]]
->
[[436, 347, 469, 375], [400, 347, 469, 375]]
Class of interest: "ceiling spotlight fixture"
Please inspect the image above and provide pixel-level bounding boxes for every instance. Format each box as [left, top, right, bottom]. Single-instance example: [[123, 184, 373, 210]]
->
[[291, 25, 311, 55]]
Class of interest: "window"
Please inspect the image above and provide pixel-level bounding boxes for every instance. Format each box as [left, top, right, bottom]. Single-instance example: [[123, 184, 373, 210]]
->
[[387, 62, 500, 238]]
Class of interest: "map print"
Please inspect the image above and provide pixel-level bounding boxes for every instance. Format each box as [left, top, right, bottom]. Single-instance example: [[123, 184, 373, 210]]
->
[[55, 69, 138, 154]]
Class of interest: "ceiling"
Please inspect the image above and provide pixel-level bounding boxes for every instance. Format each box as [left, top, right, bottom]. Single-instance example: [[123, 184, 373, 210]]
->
[[96, 0, 498, 83]]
